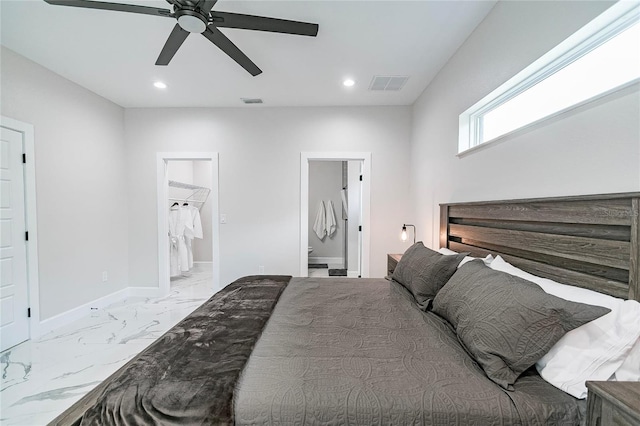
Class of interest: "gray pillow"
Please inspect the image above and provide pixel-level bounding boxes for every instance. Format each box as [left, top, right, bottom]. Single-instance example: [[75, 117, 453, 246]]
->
[[392, 242, 466, 310], [432, 260, 611, 390]]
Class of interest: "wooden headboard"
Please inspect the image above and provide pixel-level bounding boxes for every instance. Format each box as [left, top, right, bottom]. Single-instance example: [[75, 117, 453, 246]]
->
[[440, 192, 640, 302]]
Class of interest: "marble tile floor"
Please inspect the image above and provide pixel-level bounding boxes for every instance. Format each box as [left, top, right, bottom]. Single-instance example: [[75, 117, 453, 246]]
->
[[0, 263, 215, 425]]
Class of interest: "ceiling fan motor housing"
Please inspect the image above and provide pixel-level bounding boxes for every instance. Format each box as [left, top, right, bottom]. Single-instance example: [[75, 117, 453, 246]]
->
[[176, 8, 208, 33]]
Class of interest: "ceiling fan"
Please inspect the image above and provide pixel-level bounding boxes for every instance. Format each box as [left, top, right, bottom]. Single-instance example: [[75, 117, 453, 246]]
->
[[42, 0, 319, 76]]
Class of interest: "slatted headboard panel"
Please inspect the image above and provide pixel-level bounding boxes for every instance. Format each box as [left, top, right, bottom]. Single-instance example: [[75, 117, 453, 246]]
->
[[439, 193, 640, 301]]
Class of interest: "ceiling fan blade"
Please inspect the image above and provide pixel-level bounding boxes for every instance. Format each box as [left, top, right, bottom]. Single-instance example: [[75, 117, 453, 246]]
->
[[197, 0, 218, 13], [42, 0, 172, 17], [202, 27, 262, 76], [211, 12, 318, 37], [156, 24, 190, 66]]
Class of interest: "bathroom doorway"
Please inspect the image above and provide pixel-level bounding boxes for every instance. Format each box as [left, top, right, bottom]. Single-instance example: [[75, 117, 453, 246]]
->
[[307, 160, 362, 277], [300, 152, 371, 278]]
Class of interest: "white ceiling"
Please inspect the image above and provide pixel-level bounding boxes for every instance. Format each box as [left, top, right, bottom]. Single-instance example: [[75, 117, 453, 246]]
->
[[0, 0, 496, 108]]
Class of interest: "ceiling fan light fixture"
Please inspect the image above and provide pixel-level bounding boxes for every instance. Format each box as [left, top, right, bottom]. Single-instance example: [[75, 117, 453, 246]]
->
[[153, 81, 167, 89], [177, 11, 207, 33]]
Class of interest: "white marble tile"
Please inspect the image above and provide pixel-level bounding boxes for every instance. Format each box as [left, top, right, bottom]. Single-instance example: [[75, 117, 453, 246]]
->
[[0, 263, 215, 425], [308, 268, 329, 277]]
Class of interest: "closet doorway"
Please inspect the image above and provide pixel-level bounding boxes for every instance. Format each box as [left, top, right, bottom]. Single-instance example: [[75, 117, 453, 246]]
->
[[300, 152, 371, 278], [156, 153, 219, 296]]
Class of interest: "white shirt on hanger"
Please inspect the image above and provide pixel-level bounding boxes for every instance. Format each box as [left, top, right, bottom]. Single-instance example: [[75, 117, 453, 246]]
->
[[169, 204, 193, 276]]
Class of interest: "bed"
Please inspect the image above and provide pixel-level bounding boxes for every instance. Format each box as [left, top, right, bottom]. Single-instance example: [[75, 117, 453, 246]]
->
[[51, 192, 640, 426]]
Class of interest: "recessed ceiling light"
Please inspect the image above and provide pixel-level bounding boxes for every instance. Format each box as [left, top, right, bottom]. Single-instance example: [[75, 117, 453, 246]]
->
[[343, 79, 355, 87], [154, 81, 167, 89]]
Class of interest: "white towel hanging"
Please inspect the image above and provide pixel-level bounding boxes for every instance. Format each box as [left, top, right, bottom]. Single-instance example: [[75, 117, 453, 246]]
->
[[313, 201, 326, 240], [326, 200, 337, 237]]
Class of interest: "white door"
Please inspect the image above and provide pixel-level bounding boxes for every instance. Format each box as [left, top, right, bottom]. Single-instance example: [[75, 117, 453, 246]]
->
[[0, 127, 29, 352]]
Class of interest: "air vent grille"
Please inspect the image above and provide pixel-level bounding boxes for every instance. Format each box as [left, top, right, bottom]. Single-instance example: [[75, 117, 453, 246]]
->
[[241, 98, 263, 104], [369, 76, 409, 91]]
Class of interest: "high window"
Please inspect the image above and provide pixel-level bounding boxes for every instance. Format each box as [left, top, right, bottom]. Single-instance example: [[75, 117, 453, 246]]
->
[[458, 3, 640, 154]]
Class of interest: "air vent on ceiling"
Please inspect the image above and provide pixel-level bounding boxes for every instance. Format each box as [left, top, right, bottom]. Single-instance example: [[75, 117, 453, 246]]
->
[[241, 98, 263, 104], [369, 76, 409, 91]]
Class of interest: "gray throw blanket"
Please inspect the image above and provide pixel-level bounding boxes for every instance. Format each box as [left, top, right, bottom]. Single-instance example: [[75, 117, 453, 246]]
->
[[50, 275, 291, 426]]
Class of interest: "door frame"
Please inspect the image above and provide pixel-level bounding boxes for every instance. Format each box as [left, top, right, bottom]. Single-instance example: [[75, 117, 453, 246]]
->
[[156, 152, 220, 295], [1, 116, 41, 340], [300, 152, 371, 277]]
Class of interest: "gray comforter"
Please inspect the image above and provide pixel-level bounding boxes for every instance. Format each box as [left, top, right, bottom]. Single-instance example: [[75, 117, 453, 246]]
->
[[234, 277, 584, 425]]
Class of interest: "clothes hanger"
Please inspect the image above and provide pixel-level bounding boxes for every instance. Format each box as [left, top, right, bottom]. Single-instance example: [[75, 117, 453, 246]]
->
[[171, 202, 179, 207]]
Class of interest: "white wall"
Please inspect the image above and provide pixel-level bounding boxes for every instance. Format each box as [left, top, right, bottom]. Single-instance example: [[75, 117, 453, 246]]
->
[[410, 0, 640, 249], [308, 161, 344, 260], [192, 161, 213, 262], [167, 160, 194, 185], [125, 106, 412, 286], [0, 47, 129, 320]]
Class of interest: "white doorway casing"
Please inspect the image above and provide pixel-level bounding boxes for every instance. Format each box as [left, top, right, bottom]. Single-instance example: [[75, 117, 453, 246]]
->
[[157, 153, 220, 296], [347, 161, 362, 277], [0, 116, 41, 348], [300, 152, 371, 278]]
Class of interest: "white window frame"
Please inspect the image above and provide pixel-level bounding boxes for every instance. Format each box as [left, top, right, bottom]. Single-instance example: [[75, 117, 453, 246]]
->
[[458, 2, 640, 155]]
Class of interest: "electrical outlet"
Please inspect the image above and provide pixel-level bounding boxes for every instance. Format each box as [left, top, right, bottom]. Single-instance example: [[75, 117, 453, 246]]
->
[[259, 266, 265, 274], [220, 214, 227, 224], [102, 271, 108, 282]]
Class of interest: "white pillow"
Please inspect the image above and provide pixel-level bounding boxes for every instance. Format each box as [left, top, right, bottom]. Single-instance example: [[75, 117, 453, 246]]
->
[[437, 247, 493, 268], [536, 300, 640, 398], [489, 255, 640, 399], [437, 247, 458, 255], [615, 338, 640, 381], [489, 256, 622, 310]]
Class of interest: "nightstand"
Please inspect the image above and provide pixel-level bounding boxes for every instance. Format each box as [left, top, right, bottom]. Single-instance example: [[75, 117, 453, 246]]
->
[[586, 381, 640, 426], [386, 254, 402, 280]]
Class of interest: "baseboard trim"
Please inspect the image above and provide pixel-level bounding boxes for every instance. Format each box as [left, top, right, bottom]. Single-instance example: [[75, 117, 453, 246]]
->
[[309, 256, 344, 265], [38, 285, 166, 337], [39, 287, 129, 337]]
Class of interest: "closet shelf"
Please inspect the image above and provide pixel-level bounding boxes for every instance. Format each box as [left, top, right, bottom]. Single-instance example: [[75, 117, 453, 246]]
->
[[169, 180, 208, 191], [168, 180, 210, 209]]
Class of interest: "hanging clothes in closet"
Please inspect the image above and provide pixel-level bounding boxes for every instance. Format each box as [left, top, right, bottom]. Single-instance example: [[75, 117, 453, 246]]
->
[[169, 203, 193, 277], [183, 203, 203, 270], [168, 180, 210, 276]]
